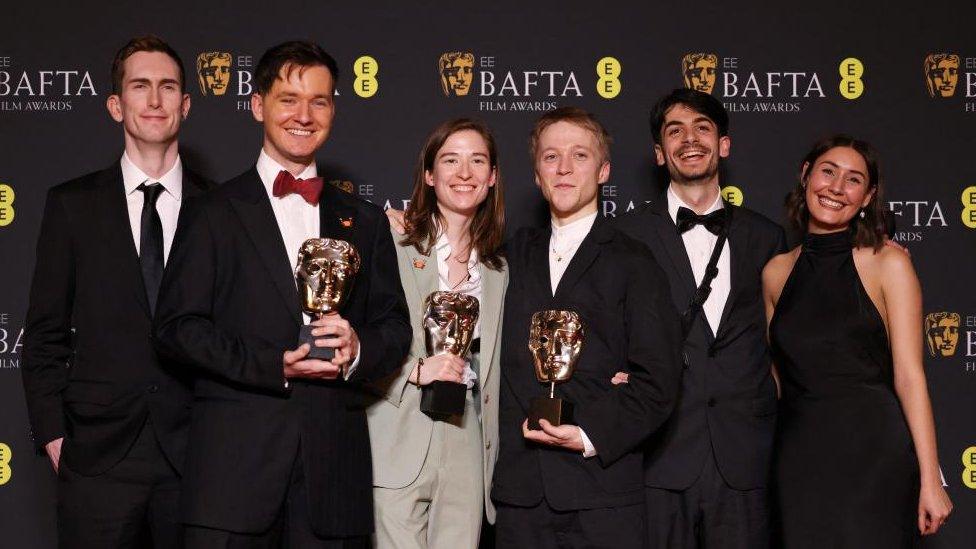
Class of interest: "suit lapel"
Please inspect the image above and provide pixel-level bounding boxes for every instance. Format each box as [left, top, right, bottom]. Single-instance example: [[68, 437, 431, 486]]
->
[[96, 165, 151, 317], [228, 168, 302, 326], [407, 246, 437, 307], [645, 198, 697, 304], [715, 205, 747, 339], [478, 262, 504, 386], [552, 218, 612, 302]]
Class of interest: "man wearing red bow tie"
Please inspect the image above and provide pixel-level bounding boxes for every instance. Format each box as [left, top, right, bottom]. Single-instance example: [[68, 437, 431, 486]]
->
[[153, 40, 411, 548]]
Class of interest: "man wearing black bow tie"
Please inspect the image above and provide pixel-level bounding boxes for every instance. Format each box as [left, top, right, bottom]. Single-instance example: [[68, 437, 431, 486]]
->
[[153, 41, 410, 547], [614, 89, 785, 549]]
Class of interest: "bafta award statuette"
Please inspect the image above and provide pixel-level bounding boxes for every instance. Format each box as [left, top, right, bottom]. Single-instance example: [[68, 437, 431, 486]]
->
[[420, 291, 479, 416], [295, 238, 361, 361], [527, 310, 584, 429]]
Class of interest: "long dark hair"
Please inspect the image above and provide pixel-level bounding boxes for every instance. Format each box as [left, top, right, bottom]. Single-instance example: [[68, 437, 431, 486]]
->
[[401, 118, 505, 270], [786, 134, 885, 250]]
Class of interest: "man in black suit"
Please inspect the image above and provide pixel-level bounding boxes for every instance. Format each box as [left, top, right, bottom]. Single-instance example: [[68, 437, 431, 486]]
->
[[614, 89, 786, 548], [20, 36, 211, 548], [491, 107, 682, 548], [152, 41, 411, 547]]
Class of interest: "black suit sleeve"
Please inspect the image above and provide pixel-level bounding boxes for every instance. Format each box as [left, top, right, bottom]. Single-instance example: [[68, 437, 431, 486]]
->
[[21, 188, 74, 449], [153, 201, 290, 394], [345, 212, 411, 383], [574, 248, 683, 467]]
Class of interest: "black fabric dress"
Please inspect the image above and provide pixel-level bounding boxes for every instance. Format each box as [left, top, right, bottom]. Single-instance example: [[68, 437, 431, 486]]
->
[[769, 230, 919, 548]]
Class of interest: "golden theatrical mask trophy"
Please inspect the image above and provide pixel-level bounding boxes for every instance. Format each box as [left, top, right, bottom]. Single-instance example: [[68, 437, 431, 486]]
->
[[295, 238, 361, 361], [527, 310, 584, 429], [420, 291, 479, 416]]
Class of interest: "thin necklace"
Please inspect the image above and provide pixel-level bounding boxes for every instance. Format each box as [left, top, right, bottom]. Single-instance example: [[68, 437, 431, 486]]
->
[[551, 233, 575, 262]]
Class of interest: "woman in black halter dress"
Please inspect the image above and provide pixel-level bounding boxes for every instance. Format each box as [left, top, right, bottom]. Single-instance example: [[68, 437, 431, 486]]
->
[[762, 136, 952, 548]]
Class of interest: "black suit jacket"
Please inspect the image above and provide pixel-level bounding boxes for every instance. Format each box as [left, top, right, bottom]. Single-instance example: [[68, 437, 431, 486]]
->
[[21, 162, 211, 476], [614, 196, 786, 491], [152, 168, 411, 537], [491, 218, 682, 511]]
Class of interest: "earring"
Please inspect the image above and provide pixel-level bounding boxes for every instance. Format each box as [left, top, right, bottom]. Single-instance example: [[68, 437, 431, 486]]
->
[[859, 209, 865, 219]]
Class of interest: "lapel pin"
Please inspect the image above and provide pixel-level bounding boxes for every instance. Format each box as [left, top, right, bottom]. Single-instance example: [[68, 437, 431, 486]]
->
[[339, 216, 354, 228], [413, 258, 426, 269]]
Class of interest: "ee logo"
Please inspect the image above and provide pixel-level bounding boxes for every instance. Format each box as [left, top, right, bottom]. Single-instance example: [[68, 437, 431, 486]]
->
[[353, 56, 378, 99], [0, 442, 10, 486], [0, 183, 14, 227], [722, 185, 743, 206], [961, 186, 976, 229], [839, 57, 864, 100], [962, 446, 976, 489], [596, 57, 621, 99]]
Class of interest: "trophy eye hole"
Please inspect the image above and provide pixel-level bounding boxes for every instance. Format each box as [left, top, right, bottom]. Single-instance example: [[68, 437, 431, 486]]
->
[[538, 335, 549, 346], [307, 264, 321, 275]]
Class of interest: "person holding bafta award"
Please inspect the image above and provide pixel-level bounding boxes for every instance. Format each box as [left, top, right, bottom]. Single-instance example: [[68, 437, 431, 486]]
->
[[366, 118, 507, 548], [491, 108, 683, 548], [153, 41, 410, 546]]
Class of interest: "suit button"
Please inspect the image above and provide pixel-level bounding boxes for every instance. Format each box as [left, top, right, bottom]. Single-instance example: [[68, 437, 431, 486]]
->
[[483, 394, 490, 404], [707, 398, 716, 407], [147, 384, 159, 394], [485, 440, 491, 450]]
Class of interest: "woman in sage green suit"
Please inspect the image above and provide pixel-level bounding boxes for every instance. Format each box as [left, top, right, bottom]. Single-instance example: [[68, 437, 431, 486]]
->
[[366, 118, 507, 549]]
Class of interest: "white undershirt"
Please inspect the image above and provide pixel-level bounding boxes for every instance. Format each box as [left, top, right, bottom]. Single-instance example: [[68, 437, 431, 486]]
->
[[666, 185, 730, 334], [255, 149, 358, 377], [121, 152, 182, 264]]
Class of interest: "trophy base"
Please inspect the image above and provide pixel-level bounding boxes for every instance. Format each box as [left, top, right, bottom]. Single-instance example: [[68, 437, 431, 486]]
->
[[420, 381, 467, 417], [299, 324, 335, 361], [528, 397, 574, 430]]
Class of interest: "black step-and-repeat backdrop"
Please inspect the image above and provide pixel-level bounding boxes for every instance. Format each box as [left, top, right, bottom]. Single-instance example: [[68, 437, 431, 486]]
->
[[1, 2, 974, 547]]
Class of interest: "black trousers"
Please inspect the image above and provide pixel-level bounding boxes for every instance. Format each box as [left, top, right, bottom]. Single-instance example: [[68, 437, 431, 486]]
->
[[57, 419, 181, 549], [184, 447, 368, 549], [644, 446, 770, 549], [495, 498, 644, 549]]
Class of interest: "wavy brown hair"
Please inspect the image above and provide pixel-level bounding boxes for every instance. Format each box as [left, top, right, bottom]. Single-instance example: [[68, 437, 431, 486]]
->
[[401, 118, 505, 270], [786, 134, 885, 250]]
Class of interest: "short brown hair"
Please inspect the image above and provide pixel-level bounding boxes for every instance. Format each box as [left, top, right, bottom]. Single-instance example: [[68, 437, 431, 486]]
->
[[529, 107, 612, 162], [111, 35, 185, 94]]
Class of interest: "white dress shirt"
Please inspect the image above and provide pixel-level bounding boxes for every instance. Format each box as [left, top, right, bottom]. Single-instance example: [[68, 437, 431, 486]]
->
[[121, 152, 182, 263], [433, 230, 481, 388], [255, 149, 359, 377], [546, 211, 599, 457], [667, 185, 730, 335]]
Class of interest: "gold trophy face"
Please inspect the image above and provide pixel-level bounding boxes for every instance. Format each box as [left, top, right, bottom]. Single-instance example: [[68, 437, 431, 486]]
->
[[924, 54, 960, 98], [682, 53, 718, 94], [925, 312, 960, 357], [197, 52, 232, 96], [423, 291, 480, 356], [295, 238, 361, 315], [528, 310, 584, 383], [438, 52, 475, 96]]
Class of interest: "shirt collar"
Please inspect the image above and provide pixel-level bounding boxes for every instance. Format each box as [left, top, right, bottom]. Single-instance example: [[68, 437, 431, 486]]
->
[[551, 211, 598, 244], [666, 184, 724, 224], [433, 223, 480, 267], [121, 151, 183, 200], [256, 148, 317, 198]]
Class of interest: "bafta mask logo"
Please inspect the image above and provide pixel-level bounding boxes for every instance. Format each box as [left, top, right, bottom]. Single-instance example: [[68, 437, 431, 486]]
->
[[682, 53, 718, 94], [925, 312, 960, 357], [923, 54, 960, 98], [438, 52, 475, 96], [295, 238, 361, 315], [197, 51, 232, 96], [528, 310, 584, 383], [423, 291, 480, 357]]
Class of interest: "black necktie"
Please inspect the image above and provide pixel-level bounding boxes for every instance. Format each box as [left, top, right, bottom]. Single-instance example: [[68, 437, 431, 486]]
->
[[676, 206, 727, 235], [138, 182, 164, 315]]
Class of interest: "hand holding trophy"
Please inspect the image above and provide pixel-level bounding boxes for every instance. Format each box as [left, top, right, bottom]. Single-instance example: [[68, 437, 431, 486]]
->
[[527, 310, 584, 430], [419, 291, 479, 417], [295, 238, 361, 361]]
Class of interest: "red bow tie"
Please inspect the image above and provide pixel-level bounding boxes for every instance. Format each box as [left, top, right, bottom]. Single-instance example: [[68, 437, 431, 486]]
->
[[273, 170, 323, 205]]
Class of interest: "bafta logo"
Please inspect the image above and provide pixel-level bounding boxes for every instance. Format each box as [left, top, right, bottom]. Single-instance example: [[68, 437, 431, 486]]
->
[[923, 54, 960, 98], [682, 53, 718, 94], [924, 312, 960, 357], [438, 52, 475, 96], [197, 52, 232, 96]]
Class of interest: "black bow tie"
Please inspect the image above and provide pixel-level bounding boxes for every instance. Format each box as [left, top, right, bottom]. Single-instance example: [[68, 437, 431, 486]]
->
[[676, 207, 727, 235]]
